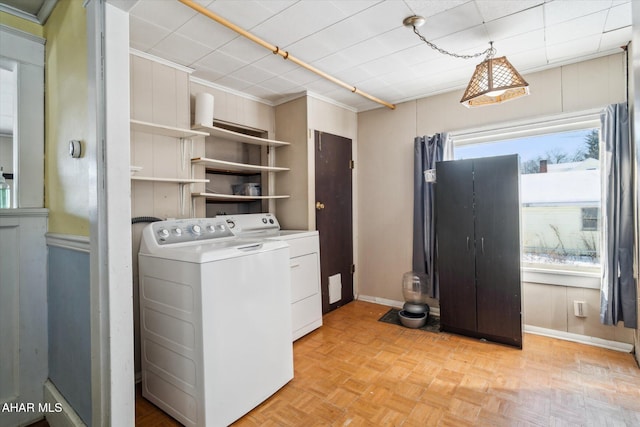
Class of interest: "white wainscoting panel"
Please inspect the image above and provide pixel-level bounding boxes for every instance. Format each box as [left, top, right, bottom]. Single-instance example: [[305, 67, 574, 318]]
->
[[0, 209, 48, 427]]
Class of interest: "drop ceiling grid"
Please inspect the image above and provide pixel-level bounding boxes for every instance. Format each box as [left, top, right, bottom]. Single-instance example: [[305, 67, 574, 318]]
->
[[125, 0, 633, 111]]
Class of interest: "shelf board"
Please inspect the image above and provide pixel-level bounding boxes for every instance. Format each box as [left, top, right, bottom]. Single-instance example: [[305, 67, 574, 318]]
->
[[131, 119, 209, 138], [191, 157, 289, 174], [131, 176, 209, 184], [192, 192, 290, 202], [193, 124, 290, 147]]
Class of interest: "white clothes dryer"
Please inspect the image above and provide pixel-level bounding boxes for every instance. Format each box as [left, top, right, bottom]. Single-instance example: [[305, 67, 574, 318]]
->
[[138, 218, 293, 427]]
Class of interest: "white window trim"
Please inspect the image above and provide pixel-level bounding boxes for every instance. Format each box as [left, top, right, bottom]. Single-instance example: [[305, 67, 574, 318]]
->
[[450, 109, 601, 146], [522, 268, 600, 289], [450, 110, 602, 289]]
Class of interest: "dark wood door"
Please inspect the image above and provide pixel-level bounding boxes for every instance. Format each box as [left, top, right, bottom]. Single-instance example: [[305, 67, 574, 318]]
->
[[314, 131, 353, 314], [435, 159, 477, 333], [474, 155, 522, 347]]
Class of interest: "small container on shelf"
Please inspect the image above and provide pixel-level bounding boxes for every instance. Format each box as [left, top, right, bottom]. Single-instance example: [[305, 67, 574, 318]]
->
[[232, 183, 261, 196]]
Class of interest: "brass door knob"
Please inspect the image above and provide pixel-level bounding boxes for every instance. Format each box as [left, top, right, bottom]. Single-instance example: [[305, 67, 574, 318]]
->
[[315, 201, 325, 210]]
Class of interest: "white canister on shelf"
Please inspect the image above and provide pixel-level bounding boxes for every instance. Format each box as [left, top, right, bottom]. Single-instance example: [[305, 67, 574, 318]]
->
[[194, 92, 214, 126]]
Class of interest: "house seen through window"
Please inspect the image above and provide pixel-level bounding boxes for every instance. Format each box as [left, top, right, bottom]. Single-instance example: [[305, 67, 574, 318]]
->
[[453, 125, 600, 274]]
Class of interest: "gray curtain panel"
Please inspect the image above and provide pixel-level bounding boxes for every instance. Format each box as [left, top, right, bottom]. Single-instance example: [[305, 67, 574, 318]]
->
[[412, 133, 451, 299], [600, 102, 636, 328]]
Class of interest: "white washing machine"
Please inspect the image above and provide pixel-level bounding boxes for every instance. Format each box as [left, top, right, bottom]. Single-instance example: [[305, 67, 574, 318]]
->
[[138, 218, 293, 427], [216, 213, 323, 341]]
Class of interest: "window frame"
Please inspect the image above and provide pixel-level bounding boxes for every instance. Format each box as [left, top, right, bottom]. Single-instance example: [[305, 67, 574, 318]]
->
[[449, 110, 602, 289]]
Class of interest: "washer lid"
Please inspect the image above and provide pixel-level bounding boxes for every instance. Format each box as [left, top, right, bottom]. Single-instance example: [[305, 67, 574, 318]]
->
[[139, 237, 289, 263]]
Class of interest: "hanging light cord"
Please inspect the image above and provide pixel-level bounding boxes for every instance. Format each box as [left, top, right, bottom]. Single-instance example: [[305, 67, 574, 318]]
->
[[411, 25, 496, 60]]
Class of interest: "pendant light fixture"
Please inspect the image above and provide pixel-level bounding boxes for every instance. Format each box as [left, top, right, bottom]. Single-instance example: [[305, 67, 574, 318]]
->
[[404, 15, 529, 107]]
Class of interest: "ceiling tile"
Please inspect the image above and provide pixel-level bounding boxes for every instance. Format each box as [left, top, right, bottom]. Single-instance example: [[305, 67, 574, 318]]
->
[[311, 51, 362, 75], [475, 0, 544, 22], [250, 1, 348, 48], [130, 0, 198, 32], [427, 24, 490, 57], [194, 50, 248, 75], [604, 2, 632, 31], [419, 1, 484, 40], [191, 68, 226, 83], [503, 47, 548, 71], [330, 0, 383, 16], [252, 54, 300, 76], [231, 64, 277, 85], [329, 27, 423, 73], [129, 15, 171, 52], [485, 4, 544, 40], [404, 0, 469, 19], [202, 0, 293, 29], [149, 33, 212, 66], [546, 34, 602, 62], [217, 37, 271, 64], [305, 78, 344, 94], [257, 76, 306, 94], [242, 85, 284, 102], [279, 67, 324, 86], [283, 0, 413, 63], [174, 14, 239, 50], [545, 11, 608, 45], [285, 19, 372, 63], [333, 66, 377, 86], [214, 74, 255, 92], [491, 29, 546, 57], [543, 0, 613, 26]]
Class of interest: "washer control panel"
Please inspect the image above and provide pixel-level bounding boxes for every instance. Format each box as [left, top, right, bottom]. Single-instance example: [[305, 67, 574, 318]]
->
[[216, 213, 280, 235], [151, 219, 234, 245]]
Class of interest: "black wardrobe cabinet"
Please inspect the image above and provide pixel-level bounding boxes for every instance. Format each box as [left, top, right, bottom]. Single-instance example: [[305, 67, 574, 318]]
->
[[435, 154, 522, 348]]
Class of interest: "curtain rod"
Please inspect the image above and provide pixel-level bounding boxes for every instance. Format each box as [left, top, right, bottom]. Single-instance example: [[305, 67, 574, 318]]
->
[[177, 0, 396, 110]]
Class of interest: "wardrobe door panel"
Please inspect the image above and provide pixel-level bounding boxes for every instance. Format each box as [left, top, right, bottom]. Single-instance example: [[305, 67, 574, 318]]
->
[[473, 155, 522, 347], [436, 159, 477, 333]]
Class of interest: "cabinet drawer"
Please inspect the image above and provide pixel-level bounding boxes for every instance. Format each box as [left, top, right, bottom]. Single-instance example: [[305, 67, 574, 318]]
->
[[287, 237, 319, 258], [292, 294, 322, 338], [290, 253, 320, 303]]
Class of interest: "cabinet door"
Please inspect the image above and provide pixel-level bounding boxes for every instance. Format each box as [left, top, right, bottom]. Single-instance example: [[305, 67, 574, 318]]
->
[[435, 159, 477, 333], [473, 155, 522, 347]]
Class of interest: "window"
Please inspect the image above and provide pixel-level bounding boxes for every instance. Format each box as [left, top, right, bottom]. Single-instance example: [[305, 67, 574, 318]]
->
[[451, 113, 601, 280], [581, 207, 599, 231]]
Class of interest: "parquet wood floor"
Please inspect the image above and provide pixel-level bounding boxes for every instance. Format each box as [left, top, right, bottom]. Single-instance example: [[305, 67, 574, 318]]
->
[[136, 300, 640, 426]]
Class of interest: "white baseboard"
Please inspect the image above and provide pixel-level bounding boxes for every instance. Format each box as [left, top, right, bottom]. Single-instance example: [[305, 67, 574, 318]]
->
[[357, 294, 632, 352], [523, 325, 634, 353], [43, 380, 86, 427], [356, 294, 441, 316]]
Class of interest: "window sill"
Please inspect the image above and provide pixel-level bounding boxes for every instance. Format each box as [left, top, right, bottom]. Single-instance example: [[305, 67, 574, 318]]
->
[[522, 267, 600, 289]]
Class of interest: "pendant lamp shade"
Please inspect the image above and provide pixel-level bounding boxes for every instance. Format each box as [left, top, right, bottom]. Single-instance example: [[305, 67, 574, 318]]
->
[[460, 56, 529, 107]]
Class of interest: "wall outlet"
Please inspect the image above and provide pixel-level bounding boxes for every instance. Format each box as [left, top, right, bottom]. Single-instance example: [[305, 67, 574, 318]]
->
[[574, 300, 587, 317]]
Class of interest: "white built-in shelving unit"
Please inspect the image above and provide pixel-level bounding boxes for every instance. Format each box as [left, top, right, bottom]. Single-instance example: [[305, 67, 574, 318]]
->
[[130, 119, 210, 214], [191, 123, 290, 206]]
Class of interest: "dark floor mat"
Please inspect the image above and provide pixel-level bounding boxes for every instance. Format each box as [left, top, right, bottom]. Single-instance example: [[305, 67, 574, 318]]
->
[[378, 308, 440, 333]]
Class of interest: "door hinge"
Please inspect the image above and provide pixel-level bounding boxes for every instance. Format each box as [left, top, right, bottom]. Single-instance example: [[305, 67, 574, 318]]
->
[[351, 264, 355, 274], [349, 159, 355, 169]]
